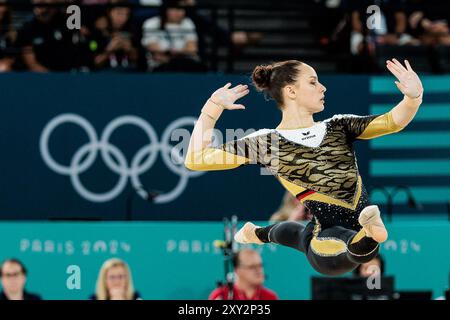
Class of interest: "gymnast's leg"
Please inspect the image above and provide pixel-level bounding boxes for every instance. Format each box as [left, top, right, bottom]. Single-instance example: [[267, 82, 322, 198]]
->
[[234, 205, 387, 276], [233, 220, 312, 251]]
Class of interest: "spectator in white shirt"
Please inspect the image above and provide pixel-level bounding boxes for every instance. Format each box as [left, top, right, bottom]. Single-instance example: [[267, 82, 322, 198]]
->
[[141, 0, 206, 71]]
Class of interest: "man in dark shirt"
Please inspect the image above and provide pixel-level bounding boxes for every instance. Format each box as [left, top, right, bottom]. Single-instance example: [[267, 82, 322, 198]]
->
[[0, 258, 42, 300], [16, 0, 90, 72]]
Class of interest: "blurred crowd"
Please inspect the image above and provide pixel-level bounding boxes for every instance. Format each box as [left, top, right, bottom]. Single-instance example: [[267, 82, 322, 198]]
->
[[0, 0, 262, 73], [0, 257, 141, 300], [335, 0, 450, 72], [0, 0, 449, 73], [1, 253, 391, 300]]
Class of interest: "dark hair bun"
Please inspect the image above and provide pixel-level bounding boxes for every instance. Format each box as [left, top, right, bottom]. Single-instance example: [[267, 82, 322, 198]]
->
[[252, 65, 273, 91]]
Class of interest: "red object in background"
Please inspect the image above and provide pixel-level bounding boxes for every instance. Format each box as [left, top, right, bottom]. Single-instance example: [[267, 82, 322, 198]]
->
[[208, 285, 278, 300]]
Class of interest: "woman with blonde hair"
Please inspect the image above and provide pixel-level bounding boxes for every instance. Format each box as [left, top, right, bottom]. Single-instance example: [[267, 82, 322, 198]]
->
[[270, 191, 313, 222], [91, 258, 140, 300]]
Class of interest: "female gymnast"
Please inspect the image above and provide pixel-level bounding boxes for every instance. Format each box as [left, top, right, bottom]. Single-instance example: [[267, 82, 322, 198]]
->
[[185, 59, 423, 276]]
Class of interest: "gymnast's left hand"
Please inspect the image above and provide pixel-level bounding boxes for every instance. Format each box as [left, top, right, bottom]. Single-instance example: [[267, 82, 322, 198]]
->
[[210, 83, 250, 110], [386, 58, 424, 99]]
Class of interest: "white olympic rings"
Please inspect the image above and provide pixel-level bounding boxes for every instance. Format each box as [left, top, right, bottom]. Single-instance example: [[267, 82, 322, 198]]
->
[[40, 113, 201, 203]]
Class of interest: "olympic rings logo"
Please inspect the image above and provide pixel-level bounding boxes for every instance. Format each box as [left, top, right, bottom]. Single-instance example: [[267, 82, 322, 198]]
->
[[40, 113, 203, 203]]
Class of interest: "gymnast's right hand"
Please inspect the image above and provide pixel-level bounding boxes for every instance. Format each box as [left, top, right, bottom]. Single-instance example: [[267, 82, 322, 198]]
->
[[210, 83, 250, 110]]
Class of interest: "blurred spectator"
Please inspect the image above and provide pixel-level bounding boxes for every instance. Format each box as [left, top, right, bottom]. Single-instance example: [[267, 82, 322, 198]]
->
[[139, 0, 160, 4], [137, 0, 262, 56], [348, 0, 418, 55], [208, 249, 278, 300], [82, 0, 109, 3], [132, 0, 160, 25], [407, 0, 450, 46], [346, 0, 419, 72], [270, 191, 313, 222], [182, 0, 262, 62], [141, 0, 206, 71], [0, 1, 16, 72], [90, 0, 141, 71], [81, 0, 109, 34], [353, 254, 385, 278], [0, 258, 42, 300], [15, 0, 90, 72], [91, 258, 141, 300]]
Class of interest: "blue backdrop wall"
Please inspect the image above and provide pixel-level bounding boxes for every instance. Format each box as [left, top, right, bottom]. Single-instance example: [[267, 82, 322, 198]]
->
[[0, 73, 368, 221]]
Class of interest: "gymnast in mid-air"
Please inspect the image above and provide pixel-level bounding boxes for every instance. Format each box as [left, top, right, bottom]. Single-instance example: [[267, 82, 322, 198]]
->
[[185, 58, 423, 276]]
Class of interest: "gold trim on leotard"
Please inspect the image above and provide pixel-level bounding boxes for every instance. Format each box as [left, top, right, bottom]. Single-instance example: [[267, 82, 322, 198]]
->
[[310, 237, 348, 257], [277, 175, 364, 211], [350, 228, 367, 244], [185, 147, 250, 171], [357, 111, 404, 140], [310, 219, 348, 256]]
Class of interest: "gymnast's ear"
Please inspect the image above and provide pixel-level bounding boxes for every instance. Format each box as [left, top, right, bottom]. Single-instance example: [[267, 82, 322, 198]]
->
[[283, 84, 297, 101]]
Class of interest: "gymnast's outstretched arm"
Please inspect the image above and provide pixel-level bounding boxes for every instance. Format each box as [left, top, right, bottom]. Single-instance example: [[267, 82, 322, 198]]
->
[[184, 83, 250, 171], [353, 58, 424, 140]]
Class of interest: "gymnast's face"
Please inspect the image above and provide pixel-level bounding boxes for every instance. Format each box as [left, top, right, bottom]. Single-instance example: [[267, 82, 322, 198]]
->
[[283, 63, 326, 113]]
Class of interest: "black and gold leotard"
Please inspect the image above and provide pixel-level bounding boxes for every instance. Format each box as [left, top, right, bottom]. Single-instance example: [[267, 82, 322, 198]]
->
[[185, 111, 404, 231]]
